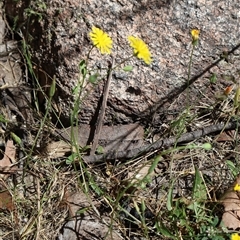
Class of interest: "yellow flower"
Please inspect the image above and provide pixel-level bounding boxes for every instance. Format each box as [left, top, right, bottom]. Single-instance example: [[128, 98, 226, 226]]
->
[[231, 233, 240, 240], [191, 29, 200, 46], [234, 183, 240, 191], [89, 26, 113, 54], [191, 29, 200, 41], [128, 36, 152, 64]]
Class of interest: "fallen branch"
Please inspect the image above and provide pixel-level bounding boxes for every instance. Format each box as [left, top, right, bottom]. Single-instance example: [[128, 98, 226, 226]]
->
[[90, 57, 115, 155], [82, 121, 238, 163]]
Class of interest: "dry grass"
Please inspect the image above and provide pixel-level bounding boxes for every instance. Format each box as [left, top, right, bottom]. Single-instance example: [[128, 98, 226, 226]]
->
[[0, 83, 239, 239]]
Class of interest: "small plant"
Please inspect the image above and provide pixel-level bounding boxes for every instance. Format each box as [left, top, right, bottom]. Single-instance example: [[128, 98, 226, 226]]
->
[[66, 26, 153, 223], [155, 167, 229, 239], [68, 26, 152, 163]]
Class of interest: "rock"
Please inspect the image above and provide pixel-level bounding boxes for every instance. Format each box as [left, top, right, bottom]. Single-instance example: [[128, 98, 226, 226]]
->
[[58, 190, 122, 240], [0, 2, 5, 44], [4, 0, 240, 126], [58, 218, 122, 240]]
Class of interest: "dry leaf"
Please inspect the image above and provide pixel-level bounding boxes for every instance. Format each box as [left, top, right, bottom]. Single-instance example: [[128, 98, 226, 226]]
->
[[216, 130, 236, 142], [58, 123, 144, 152], [126, 162, 155, 192], [60, 188, 95, 217], [0, 140, 17, 179], [47, 140, 71, 158], [0, 184, 14, 211], [220, 176, 240, 229], [0, 140, 16, 165], [128, 163, 152, 183]]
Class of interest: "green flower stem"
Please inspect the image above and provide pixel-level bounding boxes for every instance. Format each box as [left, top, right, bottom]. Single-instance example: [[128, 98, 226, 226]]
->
[[113, 55, 134, 69], [170, 44, 195, 176], [86, 46, 94, 67], [187, 44, 195, 107]]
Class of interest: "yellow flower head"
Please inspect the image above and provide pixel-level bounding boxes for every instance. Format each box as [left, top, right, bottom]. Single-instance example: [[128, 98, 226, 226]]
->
[[234, 183, 240, 191], [191, 29, 200, 41], [128, 36, 152, 65], [191, 29, 200, 46], [231, 233, 240, 240], [89, 26, 113, 54]]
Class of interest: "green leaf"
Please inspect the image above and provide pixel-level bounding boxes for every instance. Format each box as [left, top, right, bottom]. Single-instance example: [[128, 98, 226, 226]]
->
[[79, 60, 87, 76], [186, 143, 197, 149], [76, 207, 89, 215], [212, 237, 225, 240], [212, 216, 219, 227], [209, 73, 217, 84], [192, 168, 207, 203], [66, 153, 77, 165], [167, 180, 175, 211], [141, 199, 146, 213], [79, 59, 86, 69], [0, 114, 8, 123], [155, 221, 177, 239], [123, 65, 133, 72], [200, 143, 212, 150], [89, 176, 103, 196], [88, 74, 99, 84], [72, 85, 80, 95], [96, 145, 104, 154], [10, 132, 21, 145], [81, 145, 91, 152], [148, 155, 161, 175], [49, 76, 56, 97], [226, 160, 238, 177]]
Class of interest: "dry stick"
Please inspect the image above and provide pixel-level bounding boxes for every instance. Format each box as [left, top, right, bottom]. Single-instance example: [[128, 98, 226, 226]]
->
[[36, 178, 42, 240], [83, 121, 238, 163], [90, 57, 115, 155]]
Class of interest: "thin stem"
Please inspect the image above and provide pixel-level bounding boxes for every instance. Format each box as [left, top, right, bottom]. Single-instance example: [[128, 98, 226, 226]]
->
[[112, 55, 134, 71], [187, 45, 195, 107]]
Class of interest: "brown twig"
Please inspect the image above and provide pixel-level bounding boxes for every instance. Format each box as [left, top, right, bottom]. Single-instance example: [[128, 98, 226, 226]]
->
[[90, 57, 115, 155], [83, 121, 238, 163]]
